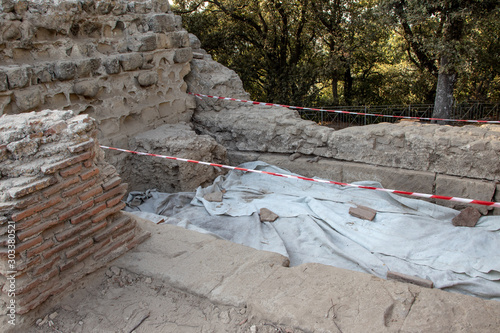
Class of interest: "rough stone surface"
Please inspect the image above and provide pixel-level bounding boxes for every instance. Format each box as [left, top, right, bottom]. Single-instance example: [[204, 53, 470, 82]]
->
[[124, 123, 228, 192], [13, 217, 499, 333], [203, 191, 223, 203], [259, 208, 279, 222], [349, 205, 377, 221], [452, 207, 482, 227]]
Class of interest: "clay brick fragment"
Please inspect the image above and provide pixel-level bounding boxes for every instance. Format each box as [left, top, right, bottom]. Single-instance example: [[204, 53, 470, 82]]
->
[[55, 220, 92, 242], [62, 178, 97, 198], [80, 220, 107, 238], [79, 186, 103, 202], [93, 230, 135, 260], [80, 166, 100, 181], [387, 271, 434, 288], [9, 177, 58, 199], [58, 200, 94, 222], [102, 176, 122, 191], [71, 202, 107, 225], [33, 256, 60, 275], [68, 139, 95, 154], [43, 236, 79, 259], [12, 196, 63, 222], [17, 219, 60, 242], [94, 214, 131, 242], [41, 151, 92, 174], [66, 238, 94, 258], [43, 176, 80, 197], [349, 205, 377, 221], [94, 183, 127, 203], [92, 202, 126, 223], [16, 235, 43, 253], [26, 240, 55, 258], [60, 163, 83, 177], [452, 207, 481, 227]]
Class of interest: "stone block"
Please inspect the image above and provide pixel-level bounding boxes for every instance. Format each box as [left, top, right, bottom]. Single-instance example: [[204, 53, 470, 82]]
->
[[148, 13, 176, 33], [73, 80, 100, 98], [6, 66, 29, 89], [435, 175, 496, 214], [189, 33, 201, 49], [342, 162, 435, 194], [138, 34, 157, 52], [0, 71, 7, 91], [259, 208, 279, 222], [137, 71, 158, 87], [119, 53, 143, 71], [173, 48, 193, 64], [54, 62, 77, 81], [31, 65, 53, 84], [14, 89, 42, 112], [103, 57, 120, 74], [3, 21, 21, 41], [349, 205, 377, 221], [452, 207, 481, 227]]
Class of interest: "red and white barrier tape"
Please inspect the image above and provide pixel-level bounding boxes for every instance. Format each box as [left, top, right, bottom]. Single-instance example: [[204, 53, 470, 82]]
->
[[189, 92, 500, 124], [101, 145, 500, 208]]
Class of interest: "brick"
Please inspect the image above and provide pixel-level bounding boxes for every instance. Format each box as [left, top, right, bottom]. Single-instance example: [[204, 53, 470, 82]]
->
[[9, 177, 58, 199], [14, 195, 41, 209], [55, 220, 92, 242], [12, 196, 63, 222], [80, 166, 100, 181], [452, 207, 481, 227], [17, 215, 41, 230], [94, 215, 131, 242], [26, 239, 55, 258], [66, 238, 93, 258], [41, 196, 79, 219], [58, 199, 94, 222], [71, 202, 107, 225], [33, 256, 60, 275], [102, 176, 122, 191], [83, 160, 93, 168], [76, 237, 110, 262], [43, 121, 67, 136], [106, 191, 125, 208], [387, 271, 434, 288], [79, 185, 103, 202], [68, 139, 95, 154], [80, 220, 107, 238], [16, 235, 43, 253], [62, 178, 97, 198], [126, 231, 151, 250], [13, 256, 42, 274], [17, 219, 60, 242], [92, 202, 126, 224], [348, 205, 377, 221], [43, 236, 79, 259], [60, 163, 83, 177], [95, 183, 128, 204], [17, 267, 59, 295], [42, 176, 80, 198], [41, 152, 92, 174], [93, 230, 135, 260]]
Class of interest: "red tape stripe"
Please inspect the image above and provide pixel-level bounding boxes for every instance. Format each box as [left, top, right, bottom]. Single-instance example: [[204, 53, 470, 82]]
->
[[189, 93, 500, 124], [100, 145, 500, 209]]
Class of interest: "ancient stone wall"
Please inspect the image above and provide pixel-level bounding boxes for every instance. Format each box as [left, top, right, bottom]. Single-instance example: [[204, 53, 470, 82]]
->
[[187, 55, 500, 214], [0, 0, 193, 149], [0, 110, 150, 323]]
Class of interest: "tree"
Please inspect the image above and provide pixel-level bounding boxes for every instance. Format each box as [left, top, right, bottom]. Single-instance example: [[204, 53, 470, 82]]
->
[[382, 0, 499, 121], [174, 0, 323, 106]]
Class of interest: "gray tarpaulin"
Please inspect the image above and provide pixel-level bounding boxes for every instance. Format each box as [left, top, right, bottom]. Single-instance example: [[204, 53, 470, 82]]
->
[[125, 161, 500, 300]]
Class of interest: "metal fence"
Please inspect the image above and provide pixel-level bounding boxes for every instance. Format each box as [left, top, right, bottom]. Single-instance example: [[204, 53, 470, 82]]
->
[[297, 102, 500, 129]]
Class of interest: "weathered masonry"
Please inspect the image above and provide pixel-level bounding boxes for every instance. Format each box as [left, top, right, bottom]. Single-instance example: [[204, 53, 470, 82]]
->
[[0, 110, 150, 318]]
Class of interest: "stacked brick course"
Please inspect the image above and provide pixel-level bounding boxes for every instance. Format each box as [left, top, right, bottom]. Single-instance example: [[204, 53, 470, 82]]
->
[[0, 110, 150, 316]]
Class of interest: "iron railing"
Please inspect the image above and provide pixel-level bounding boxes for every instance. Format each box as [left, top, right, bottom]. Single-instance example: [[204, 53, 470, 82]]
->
[[297, 102, 500, 129]]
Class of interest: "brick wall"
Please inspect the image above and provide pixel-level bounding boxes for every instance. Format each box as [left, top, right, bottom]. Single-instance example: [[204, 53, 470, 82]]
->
[[0, 110, 150, 317]]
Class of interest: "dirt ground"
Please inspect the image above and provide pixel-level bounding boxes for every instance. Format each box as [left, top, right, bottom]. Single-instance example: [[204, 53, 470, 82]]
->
[[24, 265, 303, 333]]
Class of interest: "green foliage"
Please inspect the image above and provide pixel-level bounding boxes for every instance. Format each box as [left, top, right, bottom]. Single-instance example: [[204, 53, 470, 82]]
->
[[173, 0, 500, 107]]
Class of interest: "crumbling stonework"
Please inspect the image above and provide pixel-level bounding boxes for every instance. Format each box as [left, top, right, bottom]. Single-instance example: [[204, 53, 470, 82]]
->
[[0, 0, 193, 148], [0, 110, 150, 324], [187, 54, 500, 214]]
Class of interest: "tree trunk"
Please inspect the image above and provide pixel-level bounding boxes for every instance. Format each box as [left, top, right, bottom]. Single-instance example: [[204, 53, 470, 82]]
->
[[331, 72, 339, 105], [432, 56, 456, 124], [344, 65, 353, 105]]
